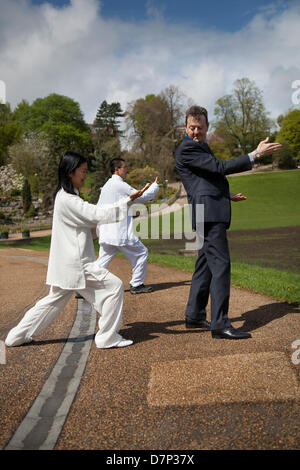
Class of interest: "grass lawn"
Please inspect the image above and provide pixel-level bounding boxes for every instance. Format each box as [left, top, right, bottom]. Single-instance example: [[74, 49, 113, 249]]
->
[[228, 169, 300, 230]]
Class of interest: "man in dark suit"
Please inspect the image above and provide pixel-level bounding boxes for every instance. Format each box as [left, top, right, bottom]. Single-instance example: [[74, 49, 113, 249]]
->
[[175, 106, 282, 339]]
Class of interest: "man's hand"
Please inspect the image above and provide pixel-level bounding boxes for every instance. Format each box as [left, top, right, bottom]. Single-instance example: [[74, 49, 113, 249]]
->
[[130, 183, 151, 201], [254, 137, 282, 158], [230, 192, 247, 202]]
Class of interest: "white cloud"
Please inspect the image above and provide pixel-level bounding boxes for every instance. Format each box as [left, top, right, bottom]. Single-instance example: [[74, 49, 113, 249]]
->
[[0, 0, 299, 125]]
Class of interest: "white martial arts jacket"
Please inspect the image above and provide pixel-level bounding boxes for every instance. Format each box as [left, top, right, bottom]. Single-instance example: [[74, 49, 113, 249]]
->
[[96, 175, 159, 246], [46, 188, 132, 290]]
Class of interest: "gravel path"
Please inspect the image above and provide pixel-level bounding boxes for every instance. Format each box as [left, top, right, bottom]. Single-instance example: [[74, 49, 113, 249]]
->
[[0, 248, 299, 450]]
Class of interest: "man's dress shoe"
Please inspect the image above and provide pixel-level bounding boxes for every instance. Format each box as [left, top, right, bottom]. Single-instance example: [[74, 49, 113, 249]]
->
[[185, 318, 211, 329], [211, 326, 251, 340]]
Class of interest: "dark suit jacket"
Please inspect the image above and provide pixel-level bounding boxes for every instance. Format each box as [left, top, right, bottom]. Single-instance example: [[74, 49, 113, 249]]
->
[[175, 139, 252, 229]]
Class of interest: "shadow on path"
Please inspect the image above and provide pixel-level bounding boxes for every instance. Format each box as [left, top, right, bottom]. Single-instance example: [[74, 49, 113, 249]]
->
[[16, 334, 95, 347], [124, 279, 191, 293], [124, 302, 300, 343], [231, 302, 300, 332], [15, 303, 300, 347], [122, 320, 208, 344]]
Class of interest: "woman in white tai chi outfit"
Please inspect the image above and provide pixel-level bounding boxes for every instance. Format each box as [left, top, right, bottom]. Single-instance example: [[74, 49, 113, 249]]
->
[[5, 151, 149, 349]]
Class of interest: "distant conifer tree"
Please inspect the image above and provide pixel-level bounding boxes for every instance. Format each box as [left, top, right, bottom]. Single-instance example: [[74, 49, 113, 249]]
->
[[22, 177, 32, 214], [89, 149, 111, 204]]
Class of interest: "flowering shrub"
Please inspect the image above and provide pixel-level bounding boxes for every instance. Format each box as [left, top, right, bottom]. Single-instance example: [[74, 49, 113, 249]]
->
[[0, 164, 24, 193]]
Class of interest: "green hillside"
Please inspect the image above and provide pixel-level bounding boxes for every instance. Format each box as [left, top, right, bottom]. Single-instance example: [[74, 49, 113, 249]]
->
[[228, 170, 300, 231], [133, 169, 300, 237]]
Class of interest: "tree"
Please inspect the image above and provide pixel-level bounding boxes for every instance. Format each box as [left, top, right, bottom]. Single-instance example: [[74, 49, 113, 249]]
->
[[22, 177, 32, 214], [126, 93, 178, 179], [126, 94, 171, 150], [9, 134, 47, 177], [9, 134, 51, 196], [39, 149, 59, 211], [89, 149, 111, 204], [14, 93, 92, 155], [94, 100, 124, 138], [77, 100, 126, 206], [209, 140, 232, 161], [0, 103, 22, 165], [276, 109, 300, 161], [160, 85, 185, 133], [126, 86, 188, 180], [91, 100, 124, 176], [274, 141, 297, 169], [213, 78, 274, 156], [9, 130, 58, 210], [94, 100, 124, 136], [10, 94, 92, 209], [12, 100, 32, 133]]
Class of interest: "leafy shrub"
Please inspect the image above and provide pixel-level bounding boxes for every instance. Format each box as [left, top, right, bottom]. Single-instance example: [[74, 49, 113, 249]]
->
[[24, 204, 36, 218]]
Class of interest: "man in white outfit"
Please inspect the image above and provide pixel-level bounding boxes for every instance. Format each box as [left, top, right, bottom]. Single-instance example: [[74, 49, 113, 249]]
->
[[97, 158, 159, 294]]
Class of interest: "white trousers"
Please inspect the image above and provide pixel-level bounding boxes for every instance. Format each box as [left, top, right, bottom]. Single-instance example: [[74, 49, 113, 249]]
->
[[5, 271, 125, 349], [98, 241, 148, 287]]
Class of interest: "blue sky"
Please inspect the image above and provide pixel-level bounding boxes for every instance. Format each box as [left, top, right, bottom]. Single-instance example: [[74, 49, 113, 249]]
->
[[31, 0, 289, 31], [1, 0, 299, 124]]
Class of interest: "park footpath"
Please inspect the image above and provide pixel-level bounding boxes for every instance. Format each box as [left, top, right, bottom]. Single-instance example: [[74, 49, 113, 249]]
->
[[0, 246, 300, 452]]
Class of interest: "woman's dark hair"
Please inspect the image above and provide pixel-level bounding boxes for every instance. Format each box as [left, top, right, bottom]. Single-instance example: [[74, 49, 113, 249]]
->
[[54, 151, 87, 198]]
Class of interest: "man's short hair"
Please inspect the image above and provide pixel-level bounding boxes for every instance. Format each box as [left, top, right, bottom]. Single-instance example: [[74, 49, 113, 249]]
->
[[185, 106, 208, 126], [110, 158, 125, 175]]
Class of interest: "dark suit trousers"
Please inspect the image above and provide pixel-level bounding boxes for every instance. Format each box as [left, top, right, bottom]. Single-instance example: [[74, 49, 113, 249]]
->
[[185, 222, 232, 330]]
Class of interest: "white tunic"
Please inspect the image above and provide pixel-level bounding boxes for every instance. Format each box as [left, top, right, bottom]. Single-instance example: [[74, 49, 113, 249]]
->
[[46, 188, 131, 290], [97, 175, 159, 246]]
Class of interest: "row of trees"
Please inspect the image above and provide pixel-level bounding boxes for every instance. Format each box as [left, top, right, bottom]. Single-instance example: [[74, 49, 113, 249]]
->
[[0, 78, 299, 213], [0, 94, 93, 211]]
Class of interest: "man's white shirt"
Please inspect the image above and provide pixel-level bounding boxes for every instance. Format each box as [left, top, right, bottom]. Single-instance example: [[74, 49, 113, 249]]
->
[[96, 175, 159, 246]]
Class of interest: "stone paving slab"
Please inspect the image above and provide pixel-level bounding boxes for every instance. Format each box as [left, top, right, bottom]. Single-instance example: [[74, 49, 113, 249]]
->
[[148, 352, 299, 407]]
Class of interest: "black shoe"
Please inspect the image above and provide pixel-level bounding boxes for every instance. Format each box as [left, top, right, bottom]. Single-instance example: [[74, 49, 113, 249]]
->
[[75, 292, 84, 299], [185, 318, 211, 330], [211, 327, 251, 340], [130, 284, 153, 294]]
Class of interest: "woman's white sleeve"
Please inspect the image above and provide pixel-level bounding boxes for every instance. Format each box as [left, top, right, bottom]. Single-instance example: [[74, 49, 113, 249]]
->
[[62, 194, 131, 228]]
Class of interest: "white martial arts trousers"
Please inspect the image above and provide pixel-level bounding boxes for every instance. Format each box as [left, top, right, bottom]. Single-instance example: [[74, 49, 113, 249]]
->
[[98, 241, 148, 287], [5, 271, 125, 349]]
